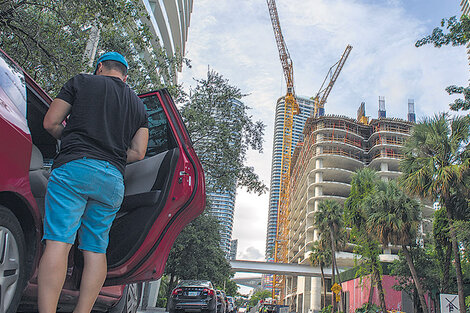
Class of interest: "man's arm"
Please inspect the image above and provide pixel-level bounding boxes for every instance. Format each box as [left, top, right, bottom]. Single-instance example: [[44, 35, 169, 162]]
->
[[127, 127, 149, 163], [43, 98, 72, 139]]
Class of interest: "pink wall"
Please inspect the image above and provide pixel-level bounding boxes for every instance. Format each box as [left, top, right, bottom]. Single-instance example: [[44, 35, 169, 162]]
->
[[342, 275, 404, 313]]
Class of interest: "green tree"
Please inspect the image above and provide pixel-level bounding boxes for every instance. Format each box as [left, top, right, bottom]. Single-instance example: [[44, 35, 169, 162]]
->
[[164, 214, 232, 298], [0, 0, 183, 97], [364, 181, 428, 313], [248, 290, 271, 307], [389, 247, 441, 313], [415, 15, 470, 112], [400, 113, 470, 313], [180, 69, 266, 195], [313, 199, 345, 311], [217, 279, 239, 297], [433, 207, 453, 293], [344, 168, 386, 311], [309, 240, 331, 308]]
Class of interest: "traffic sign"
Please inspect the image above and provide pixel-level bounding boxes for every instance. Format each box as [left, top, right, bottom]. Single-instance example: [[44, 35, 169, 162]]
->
[[331, 283, 342, 294], [440, 294, 459, 313]]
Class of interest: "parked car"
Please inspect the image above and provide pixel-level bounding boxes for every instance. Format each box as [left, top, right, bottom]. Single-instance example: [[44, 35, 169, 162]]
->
[[226, 296, 235, 313], [168, 280, 217, 313], [216, 290, 227, 313], [0, 48, 206, 313]]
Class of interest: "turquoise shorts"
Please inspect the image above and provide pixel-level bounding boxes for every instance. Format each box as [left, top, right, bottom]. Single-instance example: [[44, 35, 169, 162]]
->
[[43, 157, 124, 253]]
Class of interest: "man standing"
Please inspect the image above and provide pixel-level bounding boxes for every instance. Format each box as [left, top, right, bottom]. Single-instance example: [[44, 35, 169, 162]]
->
[[38, 52, 149, 313]]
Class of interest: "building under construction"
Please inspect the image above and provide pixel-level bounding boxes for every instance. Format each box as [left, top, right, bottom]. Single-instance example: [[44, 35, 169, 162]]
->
[[283, 99, 433, 313]]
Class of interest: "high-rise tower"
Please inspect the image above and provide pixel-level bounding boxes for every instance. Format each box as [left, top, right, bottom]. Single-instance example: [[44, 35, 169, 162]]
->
[[461, 1, 470, 72], [139, 0, 193, 82], [206, 187, 237, 258], [205, 98, 243, 258], [265, 96, 315, 257]]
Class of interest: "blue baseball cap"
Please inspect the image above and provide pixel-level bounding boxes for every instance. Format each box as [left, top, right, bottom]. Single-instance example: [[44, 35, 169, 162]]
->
[[94, 52, 128, 74]]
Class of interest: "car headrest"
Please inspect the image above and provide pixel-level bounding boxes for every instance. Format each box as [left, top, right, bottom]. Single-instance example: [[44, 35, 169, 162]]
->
[[30, 145, 44, 171]]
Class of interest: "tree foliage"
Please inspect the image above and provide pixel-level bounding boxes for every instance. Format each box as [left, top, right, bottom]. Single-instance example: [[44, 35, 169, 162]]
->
[[0, 0, 184, 97], [248, 290, 271, 307], [165, 214, 232, 292], [180, 69, 267, 195], [389, 247, 441, 312], [309, 240, 331, 308], [364, 180, 428, 313], [313, 199, 345, 311], [400, 113, 470, 313], [345, 169, 384, 308], [416, 15, 470, 112]]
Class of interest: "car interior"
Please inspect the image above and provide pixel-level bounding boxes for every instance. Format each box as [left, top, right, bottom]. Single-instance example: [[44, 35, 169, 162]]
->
[[26, 85, 181, 269]]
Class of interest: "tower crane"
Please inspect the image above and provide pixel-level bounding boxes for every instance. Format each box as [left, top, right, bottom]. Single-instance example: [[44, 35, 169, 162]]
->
[[266, 0, 298, 301], [313, 45, 352, 117]]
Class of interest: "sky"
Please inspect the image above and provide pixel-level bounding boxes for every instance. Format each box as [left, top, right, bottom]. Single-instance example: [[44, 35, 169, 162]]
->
[[177, 0, 468, 266]]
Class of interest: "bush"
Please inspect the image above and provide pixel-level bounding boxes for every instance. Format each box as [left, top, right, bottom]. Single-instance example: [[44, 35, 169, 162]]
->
[[355, 303, 380, 313], [320, 305, 333, 313]]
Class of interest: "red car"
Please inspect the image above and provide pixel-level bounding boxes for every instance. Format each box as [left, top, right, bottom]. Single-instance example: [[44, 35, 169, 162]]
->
[[0, 49, 206, 313]]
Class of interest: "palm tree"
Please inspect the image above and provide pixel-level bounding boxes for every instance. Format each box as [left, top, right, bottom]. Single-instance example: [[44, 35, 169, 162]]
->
[[309, 240, 331, 308], [364, 180, 429, 313], [313, 199, 344, 311], [400, 113, 470, 313], [344, 168, 386, 312]]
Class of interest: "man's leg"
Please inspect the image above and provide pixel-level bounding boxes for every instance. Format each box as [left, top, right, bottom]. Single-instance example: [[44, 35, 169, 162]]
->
[[38, 240, 73, 313], [73, 251, 107, 313]]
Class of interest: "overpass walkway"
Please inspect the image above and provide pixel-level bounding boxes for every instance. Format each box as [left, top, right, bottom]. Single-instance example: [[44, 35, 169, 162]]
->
[[230, 260, 334, 277]]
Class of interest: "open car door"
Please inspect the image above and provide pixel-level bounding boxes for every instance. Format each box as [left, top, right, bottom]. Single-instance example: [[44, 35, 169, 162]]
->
[[104, 89, 205, 285]]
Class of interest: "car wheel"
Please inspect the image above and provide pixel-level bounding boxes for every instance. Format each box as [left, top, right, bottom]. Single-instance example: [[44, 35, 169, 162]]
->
[[109, 283, 142, 313], [0, 205, 27, 313]]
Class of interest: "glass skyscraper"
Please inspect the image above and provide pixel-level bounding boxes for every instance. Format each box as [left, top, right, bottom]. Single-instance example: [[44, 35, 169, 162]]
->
[[265, 95, 315, 257], [207, 188, 237, 258], [205, 98, 243, 258]]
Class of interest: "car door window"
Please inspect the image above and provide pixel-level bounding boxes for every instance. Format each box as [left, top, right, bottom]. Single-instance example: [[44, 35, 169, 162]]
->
[[141, 95, 177, 157], [0, 52, 26, 117]]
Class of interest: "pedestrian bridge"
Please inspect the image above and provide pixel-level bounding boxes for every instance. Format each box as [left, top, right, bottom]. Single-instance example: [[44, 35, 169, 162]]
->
[[230, 260, 333, 277]]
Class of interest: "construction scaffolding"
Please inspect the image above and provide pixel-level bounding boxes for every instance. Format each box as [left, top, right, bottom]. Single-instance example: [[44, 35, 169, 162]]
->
[[266, 0, 299, 301]]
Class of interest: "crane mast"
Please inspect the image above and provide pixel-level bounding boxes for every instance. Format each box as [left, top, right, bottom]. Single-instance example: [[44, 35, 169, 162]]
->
[[266, 0, 298, 301], [313, 45, 352, 117]]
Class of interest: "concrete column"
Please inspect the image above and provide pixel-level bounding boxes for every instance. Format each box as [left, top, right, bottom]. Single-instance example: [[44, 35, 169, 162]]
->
[[316, 147, 323, 157], [380, 162, 388, 172], [142, 279, 161, 308], [297, 276, 305, 313], [315, 186, 323, 197], [310, 277, 322, 313], [315, 172, 323, 183], [303, 276, 312, 313]]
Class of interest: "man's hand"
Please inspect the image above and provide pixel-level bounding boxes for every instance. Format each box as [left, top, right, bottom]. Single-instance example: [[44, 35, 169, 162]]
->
[[43, 98, 72, 139], [127, 127, 149, 163]]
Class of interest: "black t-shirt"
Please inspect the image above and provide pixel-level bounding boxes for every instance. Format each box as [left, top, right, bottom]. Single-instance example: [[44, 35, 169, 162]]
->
[[52, 74, 148, 175]]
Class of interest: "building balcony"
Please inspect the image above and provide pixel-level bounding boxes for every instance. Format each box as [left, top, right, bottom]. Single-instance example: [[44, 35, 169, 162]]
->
[[368, 150, 403, 168], [313, 153, 363, 172], [307, 195, 347, 205], [311, 120, 368, 139], [307, 181, 351, 198], [309, 167, 354, 185]]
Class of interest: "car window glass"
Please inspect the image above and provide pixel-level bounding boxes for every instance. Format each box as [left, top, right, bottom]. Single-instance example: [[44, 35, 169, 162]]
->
[[141, 95, 177, 157], [26, 86, 57, 162], [178, 280, 212, 288], [0, 51, 26, 117]]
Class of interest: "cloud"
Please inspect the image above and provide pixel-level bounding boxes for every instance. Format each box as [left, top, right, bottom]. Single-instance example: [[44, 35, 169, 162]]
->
[[239, 246, 265, 261], [178, 0, 465, 262]]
